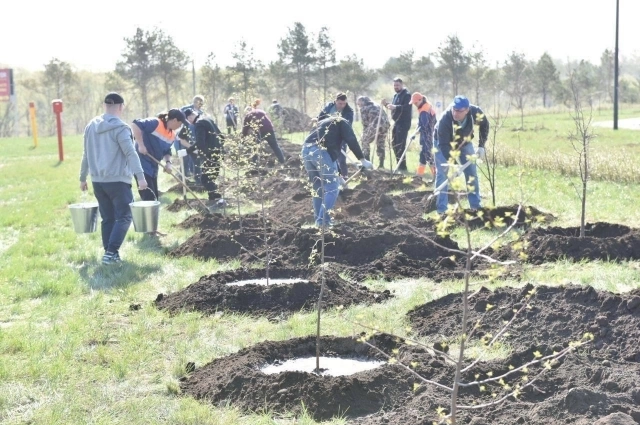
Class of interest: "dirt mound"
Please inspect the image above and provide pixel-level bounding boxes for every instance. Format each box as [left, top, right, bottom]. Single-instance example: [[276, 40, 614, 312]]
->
[[353, 349, 640, 424], [155, 267, 392, 317], [407, 284, 640, 362], [169, 220, 465, 281], [515, 222, 640, 264], [280, 107, 312, 133], [180, 334, 450, 421]]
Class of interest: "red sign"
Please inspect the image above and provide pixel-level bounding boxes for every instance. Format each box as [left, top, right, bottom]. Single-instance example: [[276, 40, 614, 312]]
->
[[0, 69, 12, 98]]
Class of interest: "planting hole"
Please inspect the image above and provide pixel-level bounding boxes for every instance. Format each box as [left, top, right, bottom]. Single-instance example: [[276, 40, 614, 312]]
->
[[261, 356, 384, 376], [226, 278, 309, 287]]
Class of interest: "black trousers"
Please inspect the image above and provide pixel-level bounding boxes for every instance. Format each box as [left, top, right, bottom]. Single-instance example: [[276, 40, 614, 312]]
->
[[392, 123, 410, 170], [136, 173, 159, 201], [201, 157, 221, 200]]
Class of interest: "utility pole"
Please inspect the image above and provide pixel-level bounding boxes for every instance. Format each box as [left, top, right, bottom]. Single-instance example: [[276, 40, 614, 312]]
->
[[613, 0, 619, 130]]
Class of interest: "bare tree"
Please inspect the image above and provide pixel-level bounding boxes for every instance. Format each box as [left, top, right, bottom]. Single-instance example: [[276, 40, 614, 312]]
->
[[568, 71, 597, 238]]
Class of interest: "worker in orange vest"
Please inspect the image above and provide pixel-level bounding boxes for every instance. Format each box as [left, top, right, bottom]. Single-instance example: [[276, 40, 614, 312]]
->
[[409, 92, 437, 178]]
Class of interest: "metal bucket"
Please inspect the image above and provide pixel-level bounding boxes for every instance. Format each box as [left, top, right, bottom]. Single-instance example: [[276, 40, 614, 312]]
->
[[129, 201, 161, 233], [69, 202, 99, 233]]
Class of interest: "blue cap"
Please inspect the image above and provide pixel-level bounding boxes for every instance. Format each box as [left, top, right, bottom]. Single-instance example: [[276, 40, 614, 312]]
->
[[452, 95, 469, 110]]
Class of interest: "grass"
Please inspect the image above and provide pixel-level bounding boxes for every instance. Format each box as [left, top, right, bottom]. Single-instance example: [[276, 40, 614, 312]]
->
[[2, 109, 640, 424]]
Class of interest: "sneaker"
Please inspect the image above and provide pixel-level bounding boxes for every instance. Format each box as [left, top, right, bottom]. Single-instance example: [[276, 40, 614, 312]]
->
[[102, 251, 122, 265]]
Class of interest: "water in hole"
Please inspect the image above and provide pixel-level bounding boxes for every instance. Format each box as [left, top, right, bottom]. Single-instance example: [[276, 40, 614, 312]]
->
[[227, 278, 309, 287], [261, 356, 384, 376]]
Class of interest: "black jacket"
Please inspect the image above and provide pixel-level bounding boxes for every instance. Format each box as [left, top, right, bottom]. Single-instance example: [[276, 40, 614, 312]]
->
[[187, 117, 224, 161], [305, 117, 364, 162], [392, 88, 412, 126], [435, 105, 489, 160], [317, 101, 354, 125]]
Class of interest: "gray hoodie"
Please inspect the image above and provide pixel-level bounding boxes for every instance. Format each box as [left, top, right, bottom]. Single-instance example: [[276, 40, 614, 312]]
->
[[79, 114, 145, 184]]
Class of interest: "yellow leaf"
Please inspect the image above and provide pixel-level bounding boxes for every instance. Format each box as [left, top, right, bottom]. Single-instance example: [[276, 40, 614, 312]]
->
[[485, 303, 494, 312], [392, 348, 399, 355], [508, 364, 514, 370], [487, 371, 493, 377], [388, 358, 397, 365], [533, 350, 542, 359], [413, 383, 421, 392]]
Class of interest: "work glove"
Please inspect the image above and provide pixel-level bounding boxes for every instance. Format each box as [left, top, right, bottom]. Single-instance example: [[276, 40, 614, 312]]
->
[[360, 159, 373, 170], [476, 147, 486, 160], [178, 149, 188, 158]]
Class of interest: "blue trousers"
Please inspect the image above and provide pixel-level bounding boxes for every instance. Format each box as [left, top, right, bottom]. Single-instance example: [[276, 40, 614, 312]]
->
[[301, 144, 340, 227], [434, 142, 481, 214], [92, 181, 134, 254]]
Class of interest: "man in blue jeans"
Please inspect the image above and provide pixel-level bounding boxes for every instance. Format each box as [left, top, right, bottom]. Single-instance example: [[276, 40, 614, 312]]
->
[[301, 116, 372, 228], [79, 92, 148, 264], [433, 95, 489, 215]]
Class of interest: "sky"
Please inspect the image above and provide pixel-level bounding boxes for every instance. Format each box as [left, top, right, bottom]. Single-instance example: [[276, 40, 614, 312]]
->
[[2, 0, 639, 73]]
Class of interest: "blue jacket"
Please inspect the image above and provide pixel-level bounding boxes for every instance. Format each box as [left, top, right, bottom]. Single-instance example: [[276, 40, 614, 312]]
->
[[435, 105, 489, 160], [318, 101, 354, 126], [133, 118, 174, 177]]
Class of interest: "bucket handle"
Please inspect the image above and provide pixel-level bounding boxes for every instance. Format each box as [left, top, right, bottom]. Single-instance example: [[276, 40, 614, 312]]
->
[[141, 187, 158, 201]]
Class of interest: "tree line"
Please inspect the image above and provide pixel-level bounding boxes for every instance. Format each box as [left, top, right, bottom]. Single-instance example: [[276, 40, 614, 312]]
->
[[3, 23, 640, 137]]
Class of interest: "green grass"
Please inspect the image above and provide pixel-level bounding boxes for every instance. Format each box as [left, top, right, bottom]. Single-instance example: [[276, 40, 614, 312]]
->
[[1, 113, 640, 424]]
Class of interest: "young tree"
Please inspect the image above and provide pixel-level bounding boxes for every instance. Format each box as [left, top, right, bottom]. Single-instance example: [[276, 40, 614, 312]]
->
[[229, 40, 261, 106], [468, 45, 489, 105], [535, 52, 560, 108], [437, 35, 471, 97], [116, 27, 159, 117], [381, 50, 416, 88], [568, 70, 597, 238], [503, 52, 533, 129], [278, 22, 316, 113], [200, 53, 226, 119], [599, 49, 615, 103], [314, 27, 336, 104], [154, 29, 189, 109], [337, 55, 377, 120], [43, 58, 76, 100]]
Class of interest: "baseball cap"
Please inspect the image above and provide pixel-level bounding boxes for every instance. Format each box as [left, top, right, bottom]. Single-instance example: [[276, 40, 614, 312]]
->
[[409, 92, 424, 105], [104, 92, 124, 105], [452, 95, 470, 110], [167, 108, 187, 124]]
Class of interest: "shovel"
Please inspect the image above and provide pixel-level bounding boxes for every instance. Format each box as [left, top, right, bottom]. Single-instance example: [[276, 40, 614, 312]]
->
[[144, 153, 211, 215]]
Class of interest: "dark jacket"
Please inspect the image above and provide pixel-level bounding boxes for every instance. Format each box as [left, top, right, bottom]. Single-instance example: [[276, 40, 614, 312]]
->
[[318, 101, 354, 126], [392, 88, 412, 126], [133, 117, 174, 178], [187, 117, 224, 161], [304, 116, 364, 162], [242, 110, 275, 138], [435, 105, 489, 160]]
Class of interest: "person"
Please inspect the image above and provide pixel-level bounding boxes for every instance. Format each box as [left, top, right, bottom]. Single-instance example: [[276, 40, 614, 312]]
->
[[356, 96, 390, 169], [301, 116, 373, 228], [241, 105, 286, 164], [223, 97, 239, 134], [317, 92, 355, 179], [409, 92, 437, 178], [177, 95, 206, 180], [183, 109, 225, 206], [433, 95, 489, 215], [79, 92, 148, 264], [269, 99, 283, 119], [384, 78, 412, 172], [132, 108, 187, 201]]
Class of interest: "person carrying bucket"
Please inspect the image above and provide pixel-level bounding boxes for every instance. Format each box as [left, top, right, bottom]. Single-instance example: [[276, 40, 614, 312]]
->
[[79, 92, 148, 265], [131, 108, 188, 201]]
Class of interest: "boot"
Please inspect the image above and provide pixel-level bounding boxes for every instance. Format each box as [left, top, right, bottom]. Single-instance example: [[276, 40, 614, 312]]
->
[[378, 158, 384, 169], [416, 164, 426, 176]]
